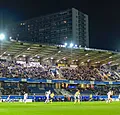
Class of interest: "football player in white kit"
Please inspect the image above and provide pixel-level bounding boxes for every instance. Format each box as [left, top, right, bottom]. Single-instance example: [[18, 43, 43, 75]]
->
[[45, 90, 51, 104], [118, 94, 120, 101], [106, 90, 112, 103], [24, 92, 28, 103], [6, 95, 11, 102]]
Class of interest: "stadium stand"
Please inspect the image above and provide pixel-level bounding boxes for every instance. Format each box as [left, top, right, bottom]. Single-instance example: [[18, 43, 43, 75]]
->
[[0, 40, 120, 96]]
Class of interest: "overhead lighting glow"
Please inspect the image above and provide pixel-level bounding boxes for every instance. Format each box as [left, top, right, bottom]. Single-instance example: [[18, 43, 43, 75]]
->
[[70, 43, 74, 48], [23, 55, 26, 57], [9, 36, 12, 39], [75, 44, 77, 47], [27, 48, 30, 50], [64, 43, 67, 46], [0, 33, 5, 40]]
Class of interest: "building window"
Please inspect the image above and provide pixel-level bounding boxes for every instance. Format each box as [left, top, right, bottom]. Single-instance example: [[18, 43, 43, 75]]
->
[[20, 22, 25, 26], [64, 21, 67, 23]]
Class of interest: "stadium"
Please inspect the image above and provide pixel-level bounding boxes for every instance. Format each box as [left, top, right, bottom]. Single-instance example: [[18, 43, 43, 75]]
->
[[0, 37, 120, 115]]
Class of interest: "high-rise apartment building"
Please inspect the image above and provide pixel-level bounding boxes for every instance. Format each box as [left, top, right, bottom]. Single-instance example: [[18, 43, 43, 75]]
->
[[7, 8, 89, 47]]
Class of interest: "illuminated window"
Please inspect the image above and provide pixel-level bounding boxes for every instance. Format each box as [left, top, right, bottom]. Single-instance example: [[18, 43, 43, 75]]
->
[[20, 22, 25, 25], [64, 21, 67, 23]]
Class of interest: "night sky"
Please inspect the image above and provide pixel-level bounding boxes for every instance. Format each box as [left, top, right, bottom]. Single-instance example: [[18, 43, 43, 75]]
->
[[0, 0, 120, 51]]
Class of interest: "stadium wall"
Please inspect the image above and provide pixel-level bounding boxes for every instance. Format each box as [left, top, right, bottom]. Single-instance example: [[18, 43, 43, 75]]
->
[[0, 77, 120, 85], [1, 95, 119, 102]]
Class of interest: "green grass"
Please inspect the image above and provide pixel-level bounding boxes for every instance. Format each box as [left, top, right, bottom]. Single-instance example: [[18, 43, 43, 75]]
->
[[0, 102, 120, 115]]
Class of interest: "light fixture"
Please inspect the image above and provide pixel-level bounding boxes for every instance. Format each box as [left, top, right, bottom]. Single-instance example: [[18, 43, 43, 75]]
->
[[0, 33, 5, 41], [64, 43, 67, 46], [23, 55, 26, 57], [70, 43, 74, 48], [27, 48, 30, 50]]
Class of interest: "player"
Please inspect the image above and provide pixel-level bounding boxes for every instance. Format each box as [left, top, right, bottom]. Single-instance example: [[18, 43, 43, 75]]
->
[[106, 90, 112, 103], [45, 90, 51, 104], [110, 90, 113, 102], [89, 94, 93, 101], [33, 93, 36, 102], [110, 90, 113, 99], [74, 90, 80, 104], [6, 95, 11, 102], [23, 92, 28, 103], [118, 94, 120, 101], [0, 96, 2, 102], [50, 92, 54, 103]]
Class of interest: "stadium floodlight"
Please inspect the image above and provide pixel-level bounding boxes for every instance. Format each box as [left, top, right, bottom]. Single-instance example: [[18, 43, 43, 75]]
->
[[0, 33, 5, 41], [9, 36, 12, 39], [70, 43, 74, 48], [75, 44, 77, 47], [64, 43, 67, 46]]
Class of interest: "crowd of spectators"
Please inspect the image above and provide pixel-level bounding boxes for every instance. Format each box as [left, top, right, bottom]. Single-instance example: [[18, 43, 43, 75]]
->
[[100, 65, 120, 81], [0, 61, 54, 79], [60, 66, 120, 81], [0, 60, 120, 81], [94, 86, 120, 95], [60, 66, 103, 81]]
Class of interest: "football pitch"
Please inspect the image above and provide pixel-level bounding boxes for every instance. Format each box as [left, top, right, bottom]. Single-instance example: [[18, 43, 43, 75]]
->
[[0, 102, 120, 115]]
